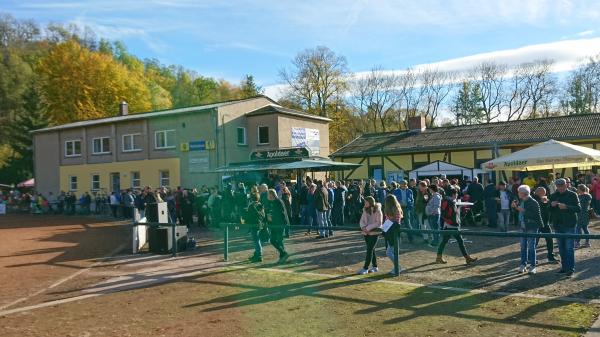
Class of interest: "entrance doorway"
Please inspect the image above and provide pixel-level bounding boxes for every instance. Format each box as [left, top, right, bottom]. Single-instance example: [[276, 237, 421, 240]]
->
[[110, 173, 120, 193]]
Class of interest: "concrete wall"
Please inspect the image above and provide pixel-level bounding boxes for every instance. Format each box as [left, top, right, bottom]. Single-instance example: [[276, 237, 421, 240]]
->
[[34, 132, 60, 196], [246, 114, 279, 150]]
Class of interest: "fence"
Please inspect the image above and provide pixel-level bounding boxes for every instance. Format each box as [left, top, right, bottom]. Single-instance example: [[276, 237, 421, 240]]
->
[[219, 223, 600, 276]]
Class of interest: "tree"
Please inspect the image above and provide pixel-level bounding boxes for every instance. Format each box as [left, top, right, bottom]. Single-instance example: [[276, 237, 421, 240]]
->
[[397, 68, 424, 127], [350, 66, 400, 132], [279, 46, 349, 117], [0, 84, 49, 183], [451, 81, 484, 125], [471, 62, 506, 123], [421, 68, 455, 126], [240, 74, 263, 98], [38, 39, 152, 123], [561, 55, 600, 115]]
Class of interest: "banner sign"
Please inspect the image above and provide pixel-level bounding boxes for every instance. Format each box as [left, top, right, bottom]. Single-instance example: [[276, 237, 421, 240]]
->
[[189, 152, 210, 172], [189, 140, 206, 151], [292, 127, 320, 155], [250, 147, 309, 160]]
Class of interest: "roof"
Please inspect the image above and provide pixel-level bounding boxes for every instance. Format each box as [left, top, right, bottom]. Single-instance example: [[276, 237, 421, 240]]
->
[[331, 114, 600, 158], [214, 156, 360, 173], [32, 95, 278, 134], [245, 104, 332, 122]]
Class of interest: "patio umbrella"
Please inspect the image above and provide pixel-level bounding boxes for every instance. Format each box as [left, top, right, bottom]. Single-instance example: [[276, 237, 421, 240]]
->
[[17, 178, 35, 188], [481, 139, 600, 171]]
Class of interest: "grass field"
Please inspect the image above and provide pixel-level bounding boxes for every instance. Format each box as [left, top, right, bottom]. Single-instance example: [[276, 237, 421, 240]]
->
[[0, 214, 599, 337]]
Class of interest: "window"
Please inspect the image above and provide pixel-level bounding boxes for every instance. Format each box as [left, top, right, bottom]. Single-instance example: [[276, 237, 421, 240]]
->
[[69, 176, 78, 191], [155, 130, 175, 149], [91, 174, 100, 191], [65, 140, 81, 157], [237, 127, 247, 145], [131, 171, 141, 188], [92, 137, 111, 154], [258, 126, 269, 145], [122, 133, 141, 152], [159, 170, 170, 187]]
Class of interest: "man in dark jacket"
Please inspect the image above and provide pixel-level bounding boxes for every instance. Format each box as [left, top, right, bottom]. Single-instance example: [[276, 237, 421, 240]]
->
[[467, 177, 484, 222], [513, 185, 543, 274], [332, 181, 346, 227], [483, 180, 498, 228], [314, 181, 330, 238], [549, 178, 581, 277], [533, 187, 557, 263], [266, 189, 289, 264]]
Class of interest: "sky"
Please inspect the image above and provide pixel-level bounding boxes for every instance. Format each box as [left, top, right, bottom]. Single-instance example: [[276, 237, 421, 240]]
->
[[4, 0, 600, 99]]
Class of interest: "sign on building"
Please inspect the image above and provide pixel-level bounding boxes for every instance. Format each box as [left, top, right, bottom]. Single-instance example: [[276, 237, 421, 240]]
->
[[189, 152, 210, 173], [292, 127, 320, 155], [250, 147, 309, 160], [189, 140, 206, 151]]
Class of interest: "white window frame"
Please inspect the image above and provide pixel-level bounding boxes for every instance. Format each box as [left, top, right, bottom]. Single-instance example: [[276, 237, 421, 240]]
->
[[154, 130, 176, 149], [92, 137, 111, 155], [91, 174, 100, 191], [64, 139, 82, 157], [236, 127, 247, 145], [69, 175, 78, 191], [122, 133, 142, 152], [159, 170, 170, 187], [131, 171, 141, 189], [257, 126, 269, 145]]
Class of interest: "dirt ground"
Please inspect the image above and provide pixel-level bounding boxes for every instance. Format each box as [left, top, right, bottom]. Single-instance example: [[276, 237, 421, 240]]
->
[[0, 214, 599, 337]]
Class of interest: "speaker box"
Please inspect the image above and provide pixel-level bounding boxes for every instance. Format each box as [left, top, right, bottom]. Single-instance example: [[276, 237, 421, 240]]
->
[[148, 226, 188, 254]]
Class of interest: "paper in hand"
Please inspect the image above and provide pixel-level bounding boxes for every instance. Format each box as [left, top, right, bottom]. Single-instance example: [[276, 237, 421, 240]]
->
[[382, 219, 394, 232]]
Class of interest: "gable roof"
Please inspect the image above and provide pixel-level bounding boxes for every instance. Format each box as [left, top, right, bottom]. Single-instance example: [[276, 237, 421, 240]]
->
[[32, 95, 278, 134], [331, 114, 600, 158], [245, 104, 332, 122]]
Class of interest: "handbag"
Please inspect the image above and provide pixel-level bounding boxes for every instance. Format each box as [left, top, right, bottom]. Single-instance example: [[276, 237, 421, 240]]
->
[[259, 227, 271, 243]]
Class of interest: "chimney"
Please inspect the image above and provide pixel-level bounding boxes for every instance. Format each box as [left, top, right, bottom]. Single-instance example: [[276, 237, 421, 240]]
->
[[407, 116, 426, 132], [119, 101, 128, 116]]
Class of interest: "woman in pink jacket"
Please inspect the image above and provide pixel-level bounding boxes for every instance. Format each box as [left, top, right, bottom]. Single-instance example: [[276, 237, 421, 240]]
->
[[358, 196, 383, 275]]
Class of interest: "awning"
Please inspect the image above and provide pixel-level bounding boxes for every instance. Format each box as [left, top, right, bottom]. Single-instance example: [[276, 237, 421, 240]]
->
[[481, 139, 600, 171], [17, 178, 34, 188], [214, 156, 361, 173]]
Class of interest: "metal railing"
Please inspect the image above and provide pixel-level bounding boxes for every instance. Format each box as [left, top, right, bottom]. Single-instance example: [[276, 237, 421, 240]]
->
[[219, 223, 600, 276]]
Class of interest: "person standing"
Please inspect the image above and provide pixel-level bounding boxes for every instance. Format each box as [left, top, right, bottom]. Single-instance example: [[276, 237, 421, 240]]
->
[[414, 181, 430, 243], [314, 181, 330, 238], [280, 182, 292, 238], [549, 178, 581, 277], [245, 193, 266, 262], [483, 179, 498, 228], [533, 187, 558, 263], [425, 184, 442, 247], [332, 181, 346, 227], [466, 177, 484, 225], [109, 192, 120, 218], [497, 181, 513, 232], [266, 189, 290, 264], [357, 196, 382, 275], [576, 184, 592, 248], [513, 185, 543, 274], [383, 194, 403, 276], [436, 189, 478, 265], [392, 180, 414, 244], [326, 182, 335, 237]]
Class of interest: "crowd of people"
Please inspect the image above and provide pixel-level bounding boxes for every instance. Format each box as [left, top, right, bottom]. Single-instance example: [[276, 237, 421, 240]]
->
[[1, 171, 597, 278]]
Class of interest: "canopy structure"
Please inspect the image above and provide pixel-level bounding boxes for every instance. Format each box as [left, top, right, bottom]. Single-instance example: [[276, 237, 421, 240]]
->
[[481, 139, 600, 171], [214, 156, 361, 173], [17, 178, 34, 188], [409, 161, 483, 180]]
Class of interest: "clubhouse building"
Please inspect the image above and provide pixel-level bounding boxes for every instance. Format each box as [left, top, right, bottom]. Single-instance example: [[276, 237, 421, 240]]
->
[[331, 114, 600, 182], [32, 96, 330, 196]]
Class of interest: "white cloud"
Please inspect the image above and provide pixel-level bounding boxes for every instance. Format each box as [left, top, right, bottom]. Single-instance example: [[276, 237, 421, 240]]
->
[[264, 37, 600, 100]]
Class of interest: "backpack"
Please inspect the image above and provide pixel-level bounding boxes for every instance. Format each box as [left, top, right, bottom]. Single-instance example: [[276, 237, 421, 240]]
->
[[440, 199, 456, 225]]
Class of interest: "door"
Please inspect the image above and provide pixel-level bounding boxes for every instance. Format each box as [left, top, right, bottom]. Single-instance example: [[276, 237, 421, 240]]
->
[[370, 166, 383, 182], [110, 173, 121, 193]]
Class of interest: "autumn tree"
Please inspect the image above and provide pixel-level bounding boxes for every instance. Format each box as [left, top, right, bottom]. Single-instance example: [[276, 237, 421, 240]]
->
[[38, 39, 152, 123], [350, 66, 400, 132], [279, 46, 349, 117]]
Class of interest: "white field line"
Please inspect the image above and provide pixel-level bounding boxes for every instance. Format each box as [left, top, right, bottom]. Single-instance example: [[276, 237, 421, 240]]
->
[[0, 242, 127, 312], [1, 262, 599, 317]]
